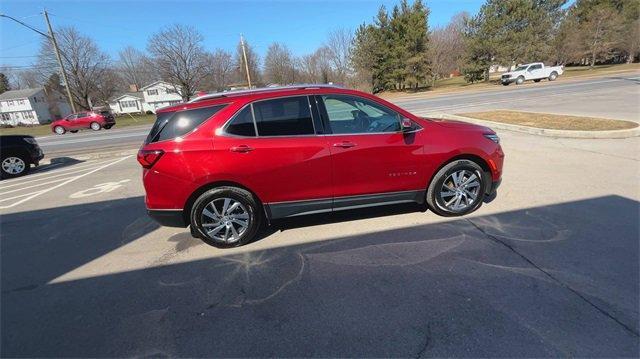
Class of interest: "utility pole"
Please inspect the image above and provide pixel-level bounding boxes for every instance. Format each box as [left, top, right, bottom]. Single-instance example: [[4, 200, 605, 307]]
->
[[240, 34, 252, 89], [43, 10, 76, 113]]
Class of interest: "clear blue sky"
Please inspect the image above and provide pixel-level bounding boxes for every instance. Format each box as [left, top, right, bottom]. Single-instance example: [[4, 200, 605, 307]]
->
[[0, 0, 485, 69]]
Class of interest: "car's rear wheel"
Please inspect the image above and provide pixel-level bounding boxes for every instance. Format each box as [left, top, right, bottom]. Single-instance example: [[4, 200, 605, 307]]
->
[[426, 159, 486, 217], [516, 76, 525, 85], [1, 153, 30, 179], [90, 122, 101, 131], [548, 72, 558, 81], [190, 186, 262, 248], [54, 126, 66, 135]]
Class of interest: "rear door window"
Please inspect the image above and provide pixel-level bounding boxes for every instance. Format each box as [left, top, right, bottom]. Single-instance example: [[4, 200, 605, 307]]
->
[[225, 107, 256, 137], [252, 96, 314, 136], [145, 104, 226, 144]]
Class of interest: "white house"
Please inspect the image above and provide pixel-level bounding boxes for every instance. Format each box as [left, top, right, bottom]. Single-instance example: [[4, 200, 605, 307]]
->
[[141, 81, 182, 113], [108, 92, 152, 115], [0, 88, 71, 126]]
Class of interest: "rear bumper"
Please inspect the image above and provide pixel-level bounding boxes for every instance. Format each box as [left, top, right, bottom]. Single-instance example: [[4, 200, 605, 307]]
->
[[147, 209, 186, 227]]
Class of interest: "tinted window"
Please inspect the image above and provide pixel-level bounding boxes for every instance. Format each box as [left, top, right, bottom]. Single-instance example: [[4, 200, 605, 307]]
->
[[145, 105, 226, 144], [253, 96, 314, 136], [76, 113, 88, 119], [321, 95, 400, 134], [225, 107, 256, 136]]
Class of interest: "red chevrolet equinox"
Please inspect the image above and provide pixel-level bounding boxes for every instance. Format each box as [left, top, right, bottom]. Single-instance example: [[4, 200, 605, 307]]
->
[[138, 85, 504, 247]]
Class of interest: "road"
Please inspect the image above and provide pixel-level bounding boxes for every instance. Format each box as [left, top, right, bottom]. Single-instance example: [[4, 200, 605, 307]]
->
[[36, 72, 640, 155], [1, 128, 638, 356]]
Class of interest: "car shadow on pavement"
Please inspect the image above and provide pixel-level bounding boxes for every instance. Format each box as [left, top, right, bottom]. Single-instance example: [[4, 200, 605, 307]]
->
[[31, 156, 85, 175], [1, 195, 638, 357]]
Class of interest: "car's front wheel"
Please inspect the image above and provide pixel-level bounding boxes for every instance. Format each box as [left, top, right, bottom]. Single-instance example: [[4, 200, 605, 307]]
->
[[1, 152, 30, 179], [190, 186, 262, 248], [426, 159, 487, 217], [516, 76, 525, 85]]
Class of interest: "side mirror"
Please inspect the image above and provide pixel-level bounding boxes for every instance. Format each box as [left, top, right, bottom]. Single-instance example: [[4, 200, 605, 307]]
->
[[401, 118, 413, 131]]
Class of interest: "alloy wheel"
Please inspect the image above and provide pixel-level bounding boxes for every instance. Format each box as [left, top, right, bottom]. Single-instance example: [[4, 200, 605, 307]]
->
[[2, 157, 26, 175], [200, 197, 250, 244], [439, 169, 481, 212]]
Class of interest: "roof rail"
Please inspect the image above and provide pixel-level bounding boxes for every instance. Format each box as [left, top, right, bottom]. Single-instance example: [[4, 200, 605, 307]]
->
[[187, 84, 343, 103]]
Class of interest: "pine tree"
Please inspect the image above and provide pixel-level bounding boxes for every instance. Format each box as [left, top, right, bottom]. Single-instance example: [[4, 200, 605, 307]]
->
[[0, 73, 11, 94]]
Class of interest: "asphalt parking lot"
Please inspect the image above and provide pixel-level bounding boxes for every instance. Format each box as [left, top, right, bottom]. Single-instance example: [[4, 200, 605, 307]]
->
[[1, 127, 638, 356]]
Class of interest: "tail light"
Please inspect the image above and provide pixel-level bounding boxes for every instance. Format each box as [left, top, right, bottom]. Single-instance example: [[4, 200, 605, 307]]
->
[[137, 149, 164, 168]]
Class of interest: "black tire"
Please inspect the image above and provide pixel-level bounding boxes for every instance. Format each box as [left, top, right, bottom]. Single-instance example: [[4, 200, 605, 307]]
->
[[516, 76, 525, 85], [548, 72, 558, 81], [104, 125, 113, 129], [533, 79, 541, 83], [1, 151, 30, 179], [70, 130, 78, 133], [54, 126, 66, 135], [90, 122, 101, 131], [190, 186, 262, 248], [426, 159, 487, 217], [502, 82, 510, 86]]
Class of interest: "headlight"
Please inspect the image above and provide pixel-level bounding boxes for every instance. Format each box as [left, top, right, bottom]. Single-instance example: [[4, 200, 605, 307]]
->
[[484, 134, 500, 144], [23, 137, 38, 145]]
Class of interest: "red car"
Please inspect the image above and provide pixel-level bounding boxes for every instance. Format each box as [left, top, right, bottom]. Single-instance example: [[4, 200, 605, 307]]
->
[[51, 110, 116, 135], [138, 85, 504, 247]]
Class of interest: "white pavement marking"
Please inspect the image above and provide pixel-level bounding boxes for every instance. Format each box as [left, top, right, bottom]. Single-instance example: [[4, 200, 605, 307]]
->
[[0, 156, 132, 209], [69, 179, 131, 198], [0, 160, 99, 184]]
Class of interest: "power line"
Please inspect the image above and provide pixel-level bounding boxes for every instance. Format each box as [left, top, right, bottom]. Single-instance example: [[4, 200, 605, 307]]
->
[[0, 55, 40, 59]]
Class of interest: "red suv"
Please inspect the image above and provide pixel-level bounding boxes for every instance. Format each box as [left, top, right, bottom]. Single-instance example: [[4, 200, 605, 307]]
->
[[51, 110, 116, 134], [138, 85, 504, 247]]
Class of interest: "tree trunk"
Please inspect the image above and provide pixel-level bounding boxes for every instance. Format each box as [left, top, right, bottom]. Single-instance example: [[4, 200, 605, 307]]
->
[[484, 67, 490, 82], [590, 51, 596, 68]]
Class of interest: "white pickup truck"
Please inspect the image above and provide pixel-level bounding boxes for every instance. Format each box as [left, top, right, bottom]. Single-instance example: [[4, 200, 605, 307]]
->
[[501, 62, 564, 85]]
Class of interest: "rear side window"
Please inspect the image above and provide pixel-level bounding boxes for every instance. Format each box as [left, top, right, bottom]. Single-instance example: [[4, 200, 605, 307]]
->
[[145, 105, 226, 144], [253, 97, 314, 136], [226, 107, 256, 137]]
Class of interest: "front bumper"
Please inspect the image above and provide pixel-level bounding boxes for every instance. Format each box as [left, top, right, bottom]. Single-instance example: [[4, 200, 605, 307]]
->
[[148, 209, 186, 227], [484, 178, 501, 203], [501, 77, 515, 84]]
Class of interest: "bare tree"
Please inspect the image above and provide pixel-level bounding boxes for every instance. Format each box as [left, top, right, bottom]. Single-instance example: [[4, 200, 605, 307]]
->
[[118, 46, 156, 90], [264, 42, 296, 85], [37, 26, 111, 110], [147, 24, 207, 101], [429, 12, 468, 84], [297, 46, 333, 83], [17, 70, 41, 89], [202, 49, 234, 91], [326, 28, 353, 83], [92, 68, 125, 106]]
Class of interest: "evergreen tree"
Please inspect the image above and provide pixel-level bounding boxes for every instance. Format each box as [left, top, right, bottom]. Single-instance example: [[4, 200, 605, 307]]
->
[[0, 73, 11, 94]]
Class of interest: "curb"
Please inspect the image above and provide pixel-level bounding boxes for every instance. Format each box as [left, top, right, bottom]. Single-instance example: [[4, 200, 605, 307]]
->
[[426, 113, 640, 139]]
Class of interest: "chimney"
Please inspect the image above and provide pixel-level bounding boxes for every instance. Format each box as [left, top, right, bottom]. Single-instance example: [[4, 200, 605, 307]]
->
[[129, 84, 139, 92]]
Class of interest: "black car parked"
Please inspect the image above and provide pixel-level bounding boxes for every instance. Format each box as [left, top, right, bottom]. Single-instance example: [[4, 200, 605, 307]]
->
[[0, 135, 44, 179]]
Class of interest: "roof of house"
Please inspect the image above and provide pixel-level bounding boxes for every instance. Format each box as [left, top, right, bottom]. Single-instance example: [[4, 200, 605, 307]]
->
[[140, 81, 177, 91], [109, 92, 144, 102], [0, 88, 43, 101]]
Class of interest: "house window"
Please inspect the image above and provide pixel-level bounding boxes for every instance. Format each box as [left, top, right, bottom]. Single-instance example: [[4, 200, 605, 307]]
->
[[166, 88, 177, 94], [22, 111, 35, 120], [147, 89, 158, 96], [121, 100, 138, 108], [18, 99, 25, 105], [1, 113, 10, 122], [7, 100, 14, 106]]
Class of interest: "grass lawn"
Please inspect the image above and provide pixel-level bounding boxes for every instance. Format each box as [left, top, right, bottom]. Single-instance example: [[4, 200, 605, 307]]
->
[[379, 63, 640, 99], [460, 110, 638, 131], [0, 114, 156, 137]]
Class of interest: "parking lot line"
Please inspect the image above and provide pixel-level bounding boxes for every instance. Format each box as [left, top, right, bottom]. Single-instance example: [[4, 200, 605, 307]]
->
[[0, 156, 132, 209]]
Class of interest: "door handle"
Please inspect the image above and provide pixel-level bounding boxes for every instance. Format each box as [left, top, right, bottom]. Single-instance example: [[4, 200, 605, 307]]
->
[[333, 141, 356, 148], [230, 145, 254, 153]]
